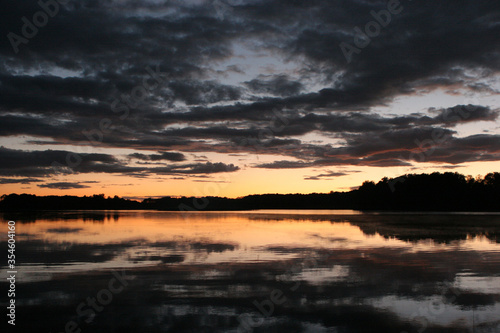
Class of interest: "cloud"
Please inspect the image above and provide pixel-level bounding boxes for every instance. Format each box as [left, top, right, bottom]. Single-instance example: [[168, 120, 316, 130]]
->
[[168, 80, 242, 105], [0, 177, 43, 184], [149, 162, 239, 175], [0, 146, 125, 177], [304, 170, 359, 180], [0, 147, 239, 178], [426, 105, 499, 127], [256, 130, 500, 169], [244, 75, 304, 96], [37, 182, 96, 190], [129, 151, 186, 162]]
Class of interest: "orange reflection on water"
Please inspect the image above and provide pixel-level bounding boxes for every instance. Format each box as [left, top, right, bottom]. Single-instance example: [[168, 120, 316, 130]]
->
[[13, 210, 500, 254]]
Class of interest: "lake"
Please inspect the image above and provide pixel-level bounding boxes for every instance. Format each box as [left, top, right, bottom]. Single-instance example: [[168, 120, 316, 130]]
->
[[1, 210, 500, 332]]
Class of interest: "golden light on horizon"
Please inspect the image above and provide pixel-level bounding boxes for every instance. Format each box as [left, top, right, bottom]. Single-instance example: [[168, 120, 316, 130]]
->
[[2, 160, 499, 199]]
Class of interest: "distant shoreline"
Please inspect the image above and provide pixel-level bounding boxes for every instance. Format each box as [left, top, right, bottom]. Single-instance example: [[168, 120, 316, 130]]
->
[[1, 172, 499, 212]]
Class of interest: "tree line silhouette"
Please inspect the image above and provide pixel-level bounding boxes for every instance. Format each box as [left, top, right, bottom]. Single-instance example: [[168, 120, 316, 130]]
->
[[1, 172, 499, 211]]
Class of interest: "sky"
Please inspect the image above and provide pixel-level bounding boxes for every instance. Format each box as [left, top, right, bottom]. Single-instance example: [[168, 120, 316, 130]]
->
[[0, 0, 499, 199]]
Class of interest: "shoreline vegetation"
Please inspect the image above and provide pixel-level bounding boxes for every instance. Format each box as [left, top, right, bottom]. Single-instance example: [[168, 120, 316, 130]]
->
[[1, 172, 499, 212]]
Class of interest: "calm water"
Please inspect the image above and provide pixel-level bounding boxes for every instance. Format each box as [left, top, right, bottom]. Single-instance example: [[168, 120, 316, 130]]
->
[[1, 210, 500, 333]]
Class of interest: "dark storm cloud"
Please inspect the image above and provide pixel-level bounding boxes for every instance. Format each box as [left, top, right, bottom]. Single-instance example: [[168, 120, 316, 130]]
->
[[0, 114, 64, 137], [424, 134, 500, 164], [304, 171, 349, 181], [149, 162, 239, 175], [0, 104, 494, 154], [426, 105, 499, 127], [168, 80, 242, 105], [129, 151, 186, 162], [160, 124, 310, 140], [0, 0, 235, 69], [0, 73, 113, 116], [37, 182, 94, 190], [0, 177, 42, 184], [0, 146, 121, 176], [0, 147, 239, 178], [256, 132, 500, 169], [339, 127, 458, 157], [244, 75, 304, 96], [276, 0, 500, 107], [256, 160, 314, 169], [0, 0, 499, 176]]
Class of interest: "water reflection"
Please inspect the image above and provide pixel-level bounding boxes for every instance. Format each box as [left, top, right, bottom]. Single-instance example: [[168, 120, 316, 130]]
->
[[1, 210, 499, 332]]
